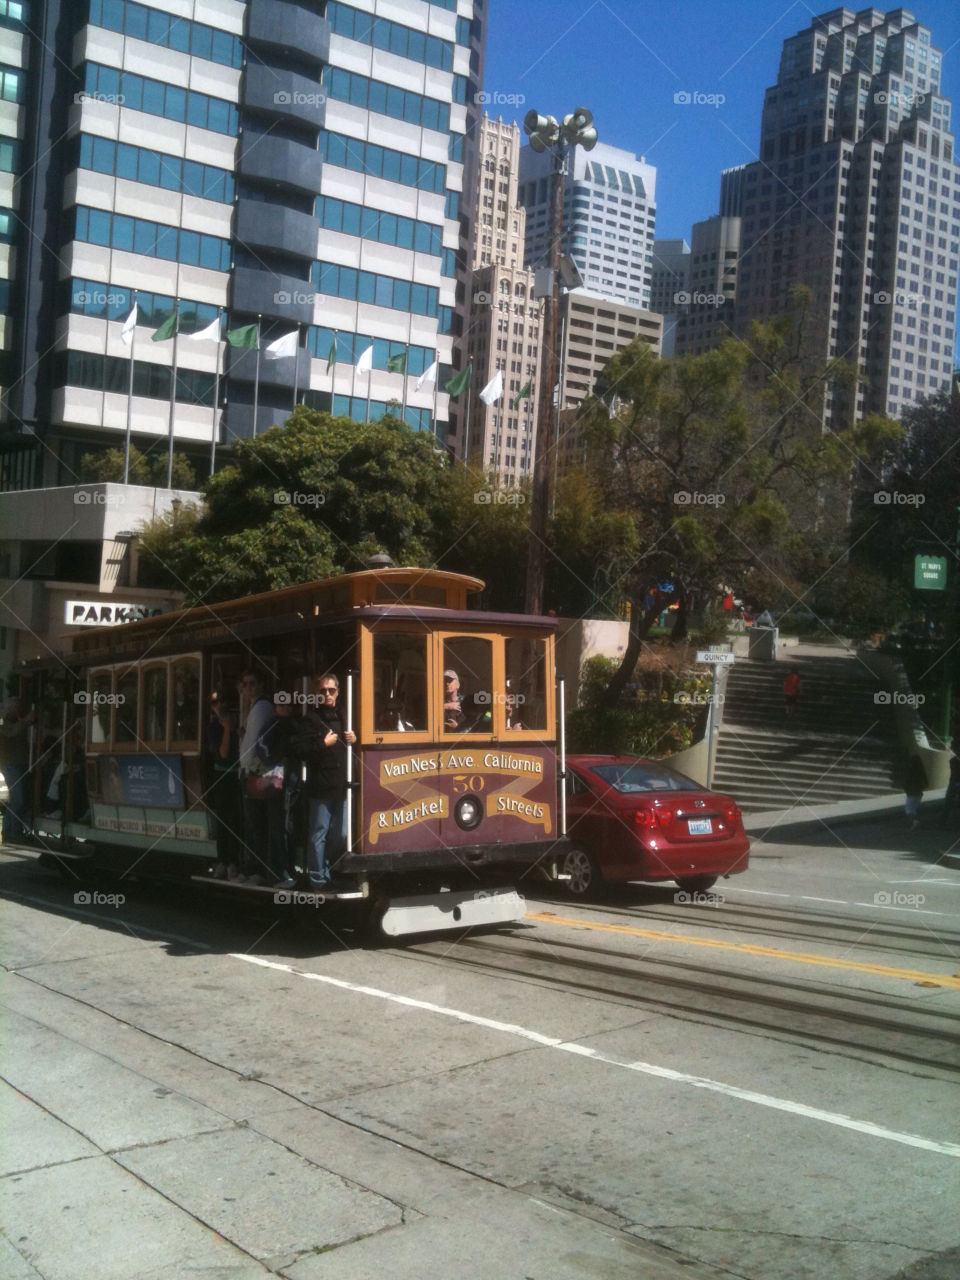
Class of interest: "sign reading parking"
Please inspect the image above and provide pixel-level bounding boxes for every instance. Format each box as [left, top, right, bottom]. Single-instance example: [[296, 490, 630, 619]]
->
[[913, 555, 946, 591]]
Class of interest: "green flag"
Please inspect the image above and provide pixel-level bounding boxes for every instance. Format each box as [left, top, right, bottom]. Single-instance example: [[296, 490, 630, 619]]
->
[[511, 380, 532, 409], [151, 311, 179, 342], [326, 338, 337, 373], [445, 365, 471, 398], [386, 352, 406, 374], [226, 323, 259, 349]]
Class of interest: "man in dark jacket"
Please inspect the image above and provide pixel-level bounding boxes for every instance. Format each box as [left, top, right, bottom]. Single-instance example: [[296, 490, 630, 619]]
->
[[297, 674, 355, 885]]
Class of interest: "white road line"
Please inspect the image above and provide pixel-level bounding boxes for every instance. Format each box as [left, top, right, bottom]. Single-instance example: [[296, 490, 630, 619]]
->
[[727, 887, 956, 918], [732, 888, 791, 897], [231, 953, 960, 1161]]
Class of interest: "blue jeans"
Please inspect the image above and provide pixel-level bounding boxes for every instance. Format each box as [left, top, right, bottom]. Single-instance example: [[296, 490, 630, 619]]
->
[[2, 762, 30, 843], [306, 792, 346, 883]]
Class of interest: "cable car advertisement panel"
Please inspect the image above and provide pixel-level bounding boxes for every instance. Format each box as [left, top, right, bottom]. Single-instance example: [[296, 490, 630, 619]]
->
[[360, 744, 557, 854]]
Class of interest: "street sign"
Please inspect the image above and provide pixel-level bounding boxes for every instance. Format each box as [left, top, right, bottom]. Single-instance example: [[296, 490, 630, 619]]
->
[[914, 555, 946, 591], [697, 650, 735, 664]]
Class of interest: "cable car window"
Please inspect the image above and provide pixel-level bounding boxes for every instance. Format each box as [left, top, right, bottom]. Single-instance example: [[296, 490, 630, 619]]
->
[[442, 637, 493, 734], [114, 667, 139, 745], [86, 667, 111, 747], [170, 658, 200, 745], [142, 665, 167, 745], [373, 632, 427, 731], [504, 637, 547, 731]]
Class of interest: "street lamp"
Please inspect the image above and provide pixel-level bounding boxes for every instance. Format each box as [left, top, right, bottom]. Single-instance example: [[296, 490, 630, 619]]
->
[[523, 107, 597, 616]]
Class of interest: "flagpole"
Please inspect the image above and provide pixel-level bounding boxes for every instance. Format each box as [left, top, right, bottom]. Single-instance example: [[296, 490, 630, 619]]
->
[[365, 339, 372, 423], [166, 297, 180, 489], [400, 346, 409, 425], [493, 368, 503, 488], [292, 324, 301, 411], [464, 363, 472, 462], [209, 308, 221, 478], [252, 315, 262, 436], [432, 350, 438, 439], [350, 334, 357, 411], [123, 288, 138, 484]]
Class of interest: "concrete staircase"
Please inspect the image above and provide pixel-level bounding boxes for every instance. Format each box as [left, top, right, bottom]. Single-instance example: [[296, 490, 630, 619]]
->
[[711, 647, 901, 812]]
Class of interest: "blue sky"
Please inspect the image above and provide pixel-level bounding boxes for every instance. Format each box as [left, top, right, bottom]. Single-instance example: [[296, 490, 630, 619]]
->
[[482, 0, 960, 240]]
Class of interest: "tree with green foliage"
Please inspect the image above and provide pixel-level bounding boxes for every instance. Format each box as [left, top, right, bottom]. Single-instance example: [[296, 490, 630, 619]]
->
[[577, 287, 902, 703], [137, 409, 448, 603]]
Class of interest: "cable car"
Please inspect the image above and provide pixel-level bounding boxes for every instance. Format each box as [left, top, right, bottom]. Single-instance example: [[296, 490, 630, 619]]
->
[[24, 565, 570, 939]]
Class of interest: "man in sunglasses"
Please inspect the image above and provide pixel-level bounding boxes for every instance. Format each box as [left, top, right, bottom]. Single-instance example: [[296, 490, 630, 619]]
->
[[297, 673, 356, 886]]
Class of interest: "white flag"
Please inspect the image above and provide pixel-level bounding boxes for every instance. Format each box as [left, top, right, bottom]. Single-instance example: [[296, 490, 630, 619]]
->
[[479, 369, 503, 405], [263, 329, 298, 360], [184, 315, 221, 343], [121, 303, 138, 347], [416, 358, 439, 392], [355, 343, 374, 375]]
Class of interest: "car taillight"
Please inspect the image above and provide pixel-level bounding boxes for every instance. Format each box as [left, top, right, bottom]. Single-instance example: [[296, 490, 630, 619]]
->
[[633, 806, 672, 830], [724, 803, 741, 824]]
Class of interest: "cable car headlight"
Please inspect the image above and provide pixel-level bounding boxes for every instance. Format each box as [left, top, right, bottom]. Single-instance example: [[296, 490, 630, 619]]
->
[[455, 795, 483, 830]]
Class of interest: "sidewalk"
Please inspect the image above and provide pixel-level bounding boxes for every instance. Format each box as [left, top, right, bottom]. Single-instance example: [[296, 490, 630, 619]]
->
[[743, 789, 960, 868]]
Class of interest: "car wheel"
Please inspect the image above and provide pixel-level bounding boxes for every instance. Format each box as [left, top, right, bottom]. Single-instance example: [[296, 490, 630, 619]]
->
[[563, 847, 602, 897], [676, 874, 718, 894]]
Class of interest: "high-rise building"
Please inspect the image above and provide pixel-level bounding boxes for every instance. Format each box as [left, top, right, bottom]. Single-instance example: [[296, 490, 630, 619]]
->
[[517, 141, 657, 310], [649, 237, 690, 356], [463, 114, 540, 481], [553, 291, 662, 472], [735, 7, 959, 428], [719, 165, 746, 218], [673, 215, 740, 357], [0, 0, 485, 490], [559, 293, 661, 408]]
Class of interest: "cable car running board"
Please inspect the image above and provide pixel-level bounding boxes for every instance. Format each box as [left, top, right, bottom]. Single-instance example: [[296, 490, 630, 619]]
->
[[380, 888, 526, 937]]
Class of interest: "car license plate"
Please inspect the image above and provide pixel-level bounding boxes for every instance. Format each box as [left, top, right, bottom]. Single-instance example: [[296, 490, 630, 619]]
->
[[687, 818, 712, 835]]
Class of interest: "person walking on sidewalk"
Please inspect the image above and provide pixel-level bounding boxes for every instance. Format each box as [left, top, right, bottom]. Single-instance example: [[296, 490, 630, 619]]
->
[[904, 754, 927, 829]]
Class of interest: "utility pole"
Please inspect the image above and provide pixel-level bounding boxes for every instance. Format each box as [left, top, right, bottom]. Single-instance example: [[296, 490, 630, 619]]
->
[[522, 107, 597, 617]]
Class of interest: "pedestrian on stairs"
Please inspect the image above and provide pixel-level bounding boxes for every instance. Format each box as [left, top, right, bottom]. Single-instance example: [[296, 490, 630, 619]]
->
[[904, 754, 927, 829], [783, 669, 802, 717]]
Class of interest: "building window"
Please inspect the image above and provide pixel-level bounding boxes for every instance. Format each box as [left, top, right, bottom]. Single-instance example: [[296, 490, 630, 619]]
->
[[83, 63, 238, 136], [88, 0, 242, 67], [321, 132, 445, 195], [324, 67, 450, 133], [76, 134, 234, 203], [72, 206, 231, 271]]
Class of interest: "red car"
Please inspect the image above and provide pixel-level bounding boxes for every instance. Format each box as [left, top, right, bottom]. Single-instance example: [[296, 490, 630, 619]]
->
[[561, 755, 750, 897]]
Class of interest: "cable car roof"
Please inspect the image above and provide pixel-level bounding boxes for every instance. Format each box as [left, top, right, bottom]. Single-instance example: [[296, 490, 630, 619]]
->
[[66, 566, 530, 665]]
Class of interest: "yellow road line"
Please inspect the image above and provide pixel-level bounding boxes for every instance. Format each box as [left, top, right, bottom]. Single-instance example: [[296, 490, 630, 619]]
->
[[525, 911, 960, 990]]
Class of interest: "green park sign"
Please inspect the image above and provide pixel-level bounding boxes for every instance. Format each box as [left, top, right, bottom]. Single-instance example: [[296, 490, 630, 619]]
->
[[914, 555, 947, 591]]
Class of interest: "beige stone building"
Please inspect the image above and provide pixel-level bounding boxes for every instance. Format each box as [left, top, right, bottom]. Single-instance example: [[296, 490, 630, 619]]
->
[[556, 293, 662, 470], [464, 116, 541, 482]]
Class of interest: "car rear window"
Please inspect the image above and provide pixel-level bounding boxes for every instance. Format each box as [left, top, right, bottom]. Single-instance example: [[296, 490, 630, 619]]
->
[[590, 763, 703, 794]]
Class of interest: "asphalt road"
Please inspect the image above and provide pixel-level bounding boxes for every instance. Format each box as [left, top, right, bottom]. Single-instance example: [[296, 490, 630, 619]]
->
[[2, 810, 959, 1280]]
